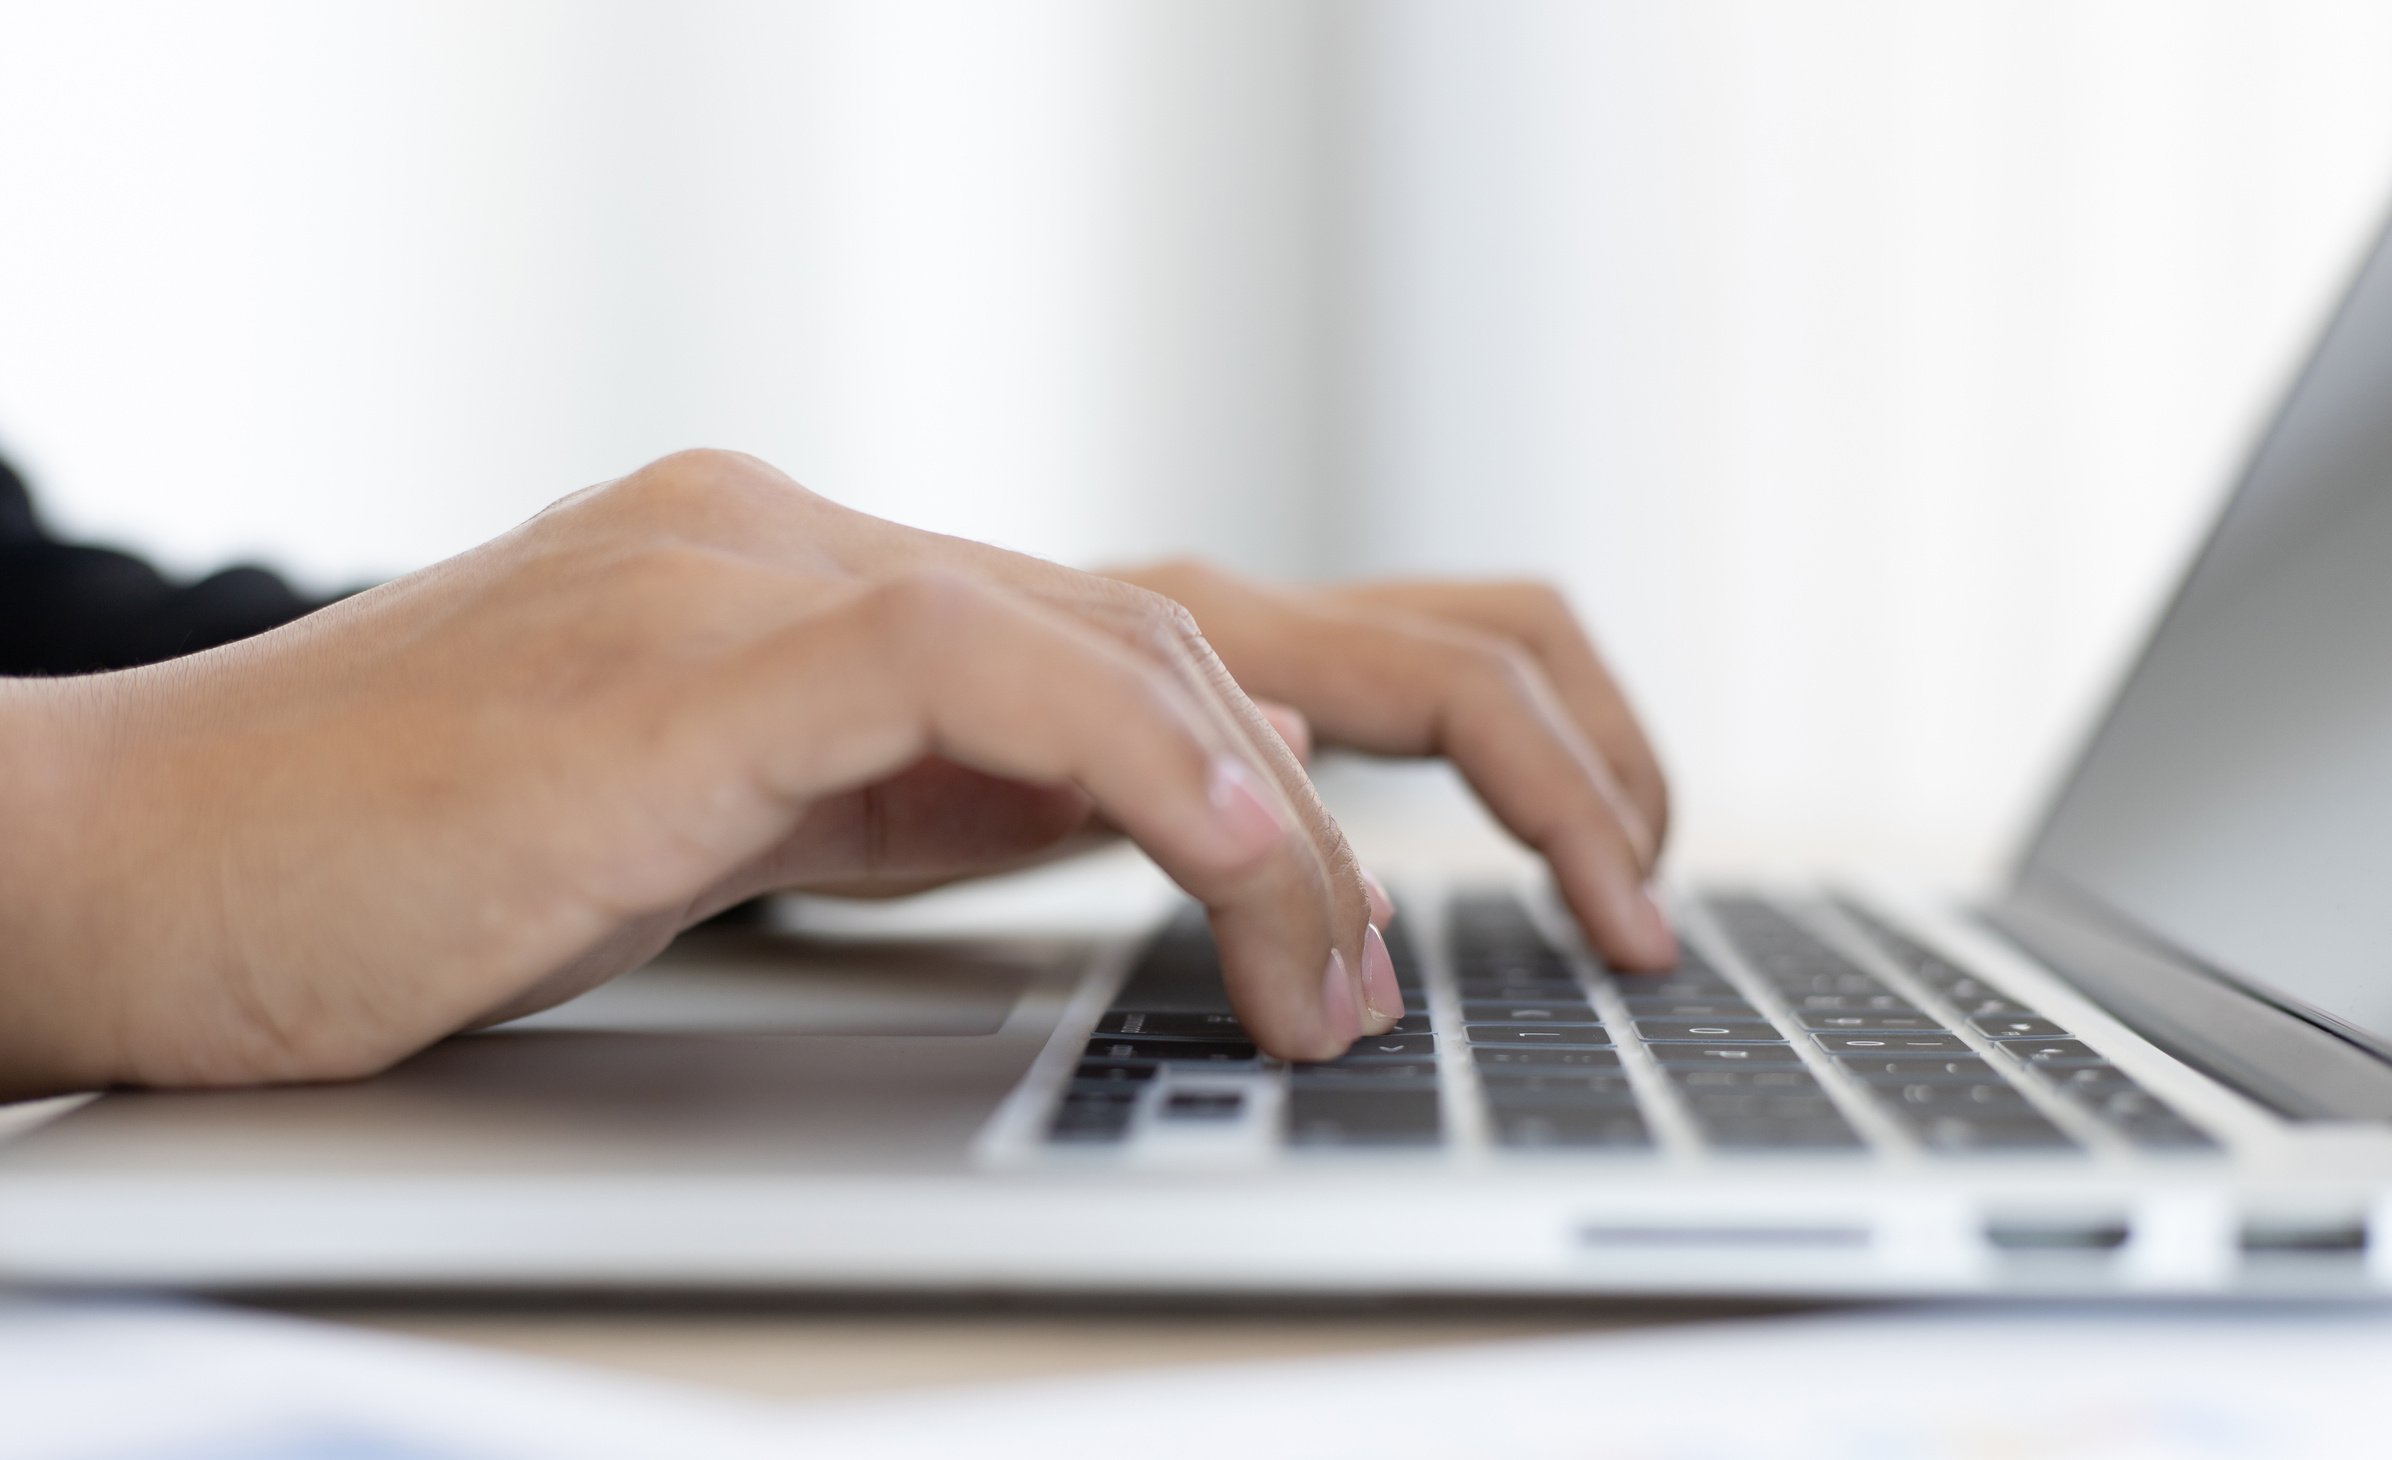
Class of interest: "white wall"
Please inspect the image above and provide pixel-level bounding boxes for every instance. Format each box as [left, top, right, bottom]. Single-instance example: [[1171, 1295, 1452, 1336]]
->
[[1321, 0, 2392, 880], [4, 1, 2391, 883]]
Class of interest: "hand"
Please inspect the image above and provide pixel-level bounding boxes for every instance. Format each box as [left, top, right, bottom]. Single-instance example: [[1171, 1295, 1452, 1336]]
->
[[0, 450, 1389, 1095], [1111, 562, 1673, 971]]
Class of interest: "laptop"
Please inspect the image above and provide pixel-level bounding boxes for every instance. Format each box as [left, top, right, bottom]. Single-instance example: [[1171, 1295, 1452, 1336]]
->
[[11, 209, 2392, 1303]]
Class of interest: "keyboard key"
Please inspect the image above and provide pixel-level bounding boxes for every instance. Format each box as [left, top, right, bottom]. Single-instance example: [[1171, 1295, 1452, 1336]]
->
[[1840, 1055, 2002, 1083], [1286, 1088, 1442, 1147], [2113, 1111, 2219, 1151], [1794, 1013, 1947, 1032], [1094, 1010, 1247, 1039], [1048, 1091, 1137, 1143], [1473, 1046, 1623, 1070], [1456, 976, 1586, 1002], [1646, 1044, 1808, 1068], [1483, 1080, 1643, 1111], [1682, 1090, 1846, 1122], [1910, 1113, 2078, 1153], [1084, 1037, 1257, 1064], [1814, 1032, 1971, 1055], [1699, 1117, 1867, 1150], [1971, 1015, 2070, 1041], [1788, 992, 1923, 1015], [2044, 1065, 2141, 1096], [1290, 1062, 1441, 1087], [1873, 1081, 2038, 1114], [1072, 1060, 1158, 1086], [1159, 1090, 1245, 1121], [1333, 1033, 1439, 1062], [1476, 1070, 1636, 1099], [1634, 1019, 1784, 1043], [1667, 1067, 1822, 1093], [1467, 1024, 1614, 1048], [1491, 1108, 1652, 1149], [1999, 1040, 2109, 1067], [1619, 997, 1762, 1019], [1461, 1000, 1601, 1024]]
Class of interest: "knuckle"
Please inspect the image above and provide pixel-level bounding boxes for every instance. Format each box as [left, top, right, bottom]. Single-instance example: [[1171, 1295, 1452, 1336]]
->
[[608, 447, 805, 521], [1451, 632, 1544, 702], [861, 568, 988, 644]]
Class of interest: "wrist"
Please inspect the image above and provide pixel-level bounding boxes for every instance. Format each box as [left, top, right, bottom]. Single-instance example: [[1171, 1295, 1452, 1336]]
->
[[0, 675, 143, 1097]]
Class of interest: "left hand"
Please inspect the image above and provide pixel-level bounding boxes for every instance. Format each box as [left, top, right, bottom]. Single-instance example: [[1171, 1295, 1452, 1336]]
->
[[1108, 562, 1675, 970]]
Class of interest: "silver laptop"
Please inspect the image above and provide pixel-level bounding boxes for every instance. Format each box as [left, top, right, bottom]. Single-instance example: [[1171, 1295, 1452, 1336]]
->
[[12, 209, 2392, 1303]]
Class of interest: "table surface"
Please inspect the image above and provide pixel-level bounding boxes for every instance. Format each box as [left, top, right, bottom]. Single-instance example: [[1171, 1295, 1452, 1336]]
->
[[283, 1298, 1805, 1402]]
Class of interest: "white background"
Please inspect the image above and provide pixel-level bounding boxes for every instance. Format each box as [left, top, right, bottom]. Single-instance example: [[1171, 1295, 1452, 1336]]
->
[[4, 1, 2391, 883]]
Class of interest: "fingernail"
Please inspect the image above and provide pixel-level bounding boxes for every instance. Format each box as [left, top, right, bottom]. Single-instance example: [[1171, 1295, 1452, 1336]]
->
[[1360, 869, 1397, 928], [1319, 947, 1361, 1046], [1206, 756, 1285, 861], [1360, 923, 1405, 1026]]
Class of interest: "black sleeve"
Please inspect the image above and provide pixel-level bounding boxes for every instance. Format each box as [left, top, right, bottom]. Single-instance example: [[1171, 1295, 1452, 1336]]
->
[[0, 452, 340, 676]]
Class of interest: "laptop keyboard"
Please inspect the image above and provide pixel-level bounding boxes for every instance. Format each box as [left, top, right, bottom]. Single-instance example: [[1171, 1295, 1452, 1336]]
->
[[1042, 889, 2220, 1159]]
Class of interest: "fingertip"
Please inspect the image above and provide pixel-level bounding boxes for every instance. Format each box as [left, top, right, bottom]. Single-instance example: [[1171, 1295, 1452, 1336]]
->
[[1605, 884, 1677, 971], [1317, 946, 1363, 1051]]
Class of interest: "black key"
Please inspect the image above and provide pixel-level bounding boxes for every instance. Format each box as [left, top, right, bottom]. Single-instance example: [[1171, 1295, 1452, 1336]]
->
[[1696, 1116, 1865, 1150], [1999, 1040, 2109, 1067], [1373, 1014, 1437, 1038], [1286, 1088, 1442, 1146], [1084, 1037, 1257, 1064], [1646, 1044, 1808, 1068], [1094, 1010, 1249, 1039], [1619, 997, 1762, 1020], [2045, 1065, 2142, 1097], [1814, 1032, 1970, 1055], [1466, 1024, 1613, 1048], [1159, 1090, 1245, 1121], [1971, 1015, 2070, 1041], [1476, 1070, 1636, 1099], [1333, 1033, 1439, 1062], [1455, 977, 1587, 1003], [1048, 1092, 1137, 1144], [1461, 1000, 1600, 1024], [1957, 996, 2036, 1019], [1491, 1108, 1652, 1149], [1872, 1081, 2038, 1114], [1840, 1055, 2001, 1083], [1290, 1062, 1441, 1087], [1667, 1067, 1822, 1093], [1682, 1091, 1846, 1122], [1772, 973, 1898, 997], [1788, 992, 1923, 1015], [1072, 1060, 1159, 1087], [2074, 1088, 2167, 1121], [1634, 1019, 1784, 1043], [1483, 1080, 1643, 1111], [1912, 1113, 2078, 1152], [1795, 1013, 1948, 1033], [1112, 911, 1236, 1012], [2114, 1112, 2219, 1151], [1473, 1046, 1623, 1070]]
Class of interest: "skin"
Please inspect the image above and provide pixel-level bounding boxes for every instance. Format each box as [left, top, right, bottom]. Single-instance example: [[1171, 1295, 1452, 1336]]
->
[[0, 450, 1670, 1100]]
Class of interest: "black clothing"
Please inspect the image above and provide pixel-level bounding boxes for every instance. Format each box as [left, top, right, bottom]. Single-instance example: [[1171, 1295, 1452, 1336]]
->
[[0, 453, 329, 675]]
